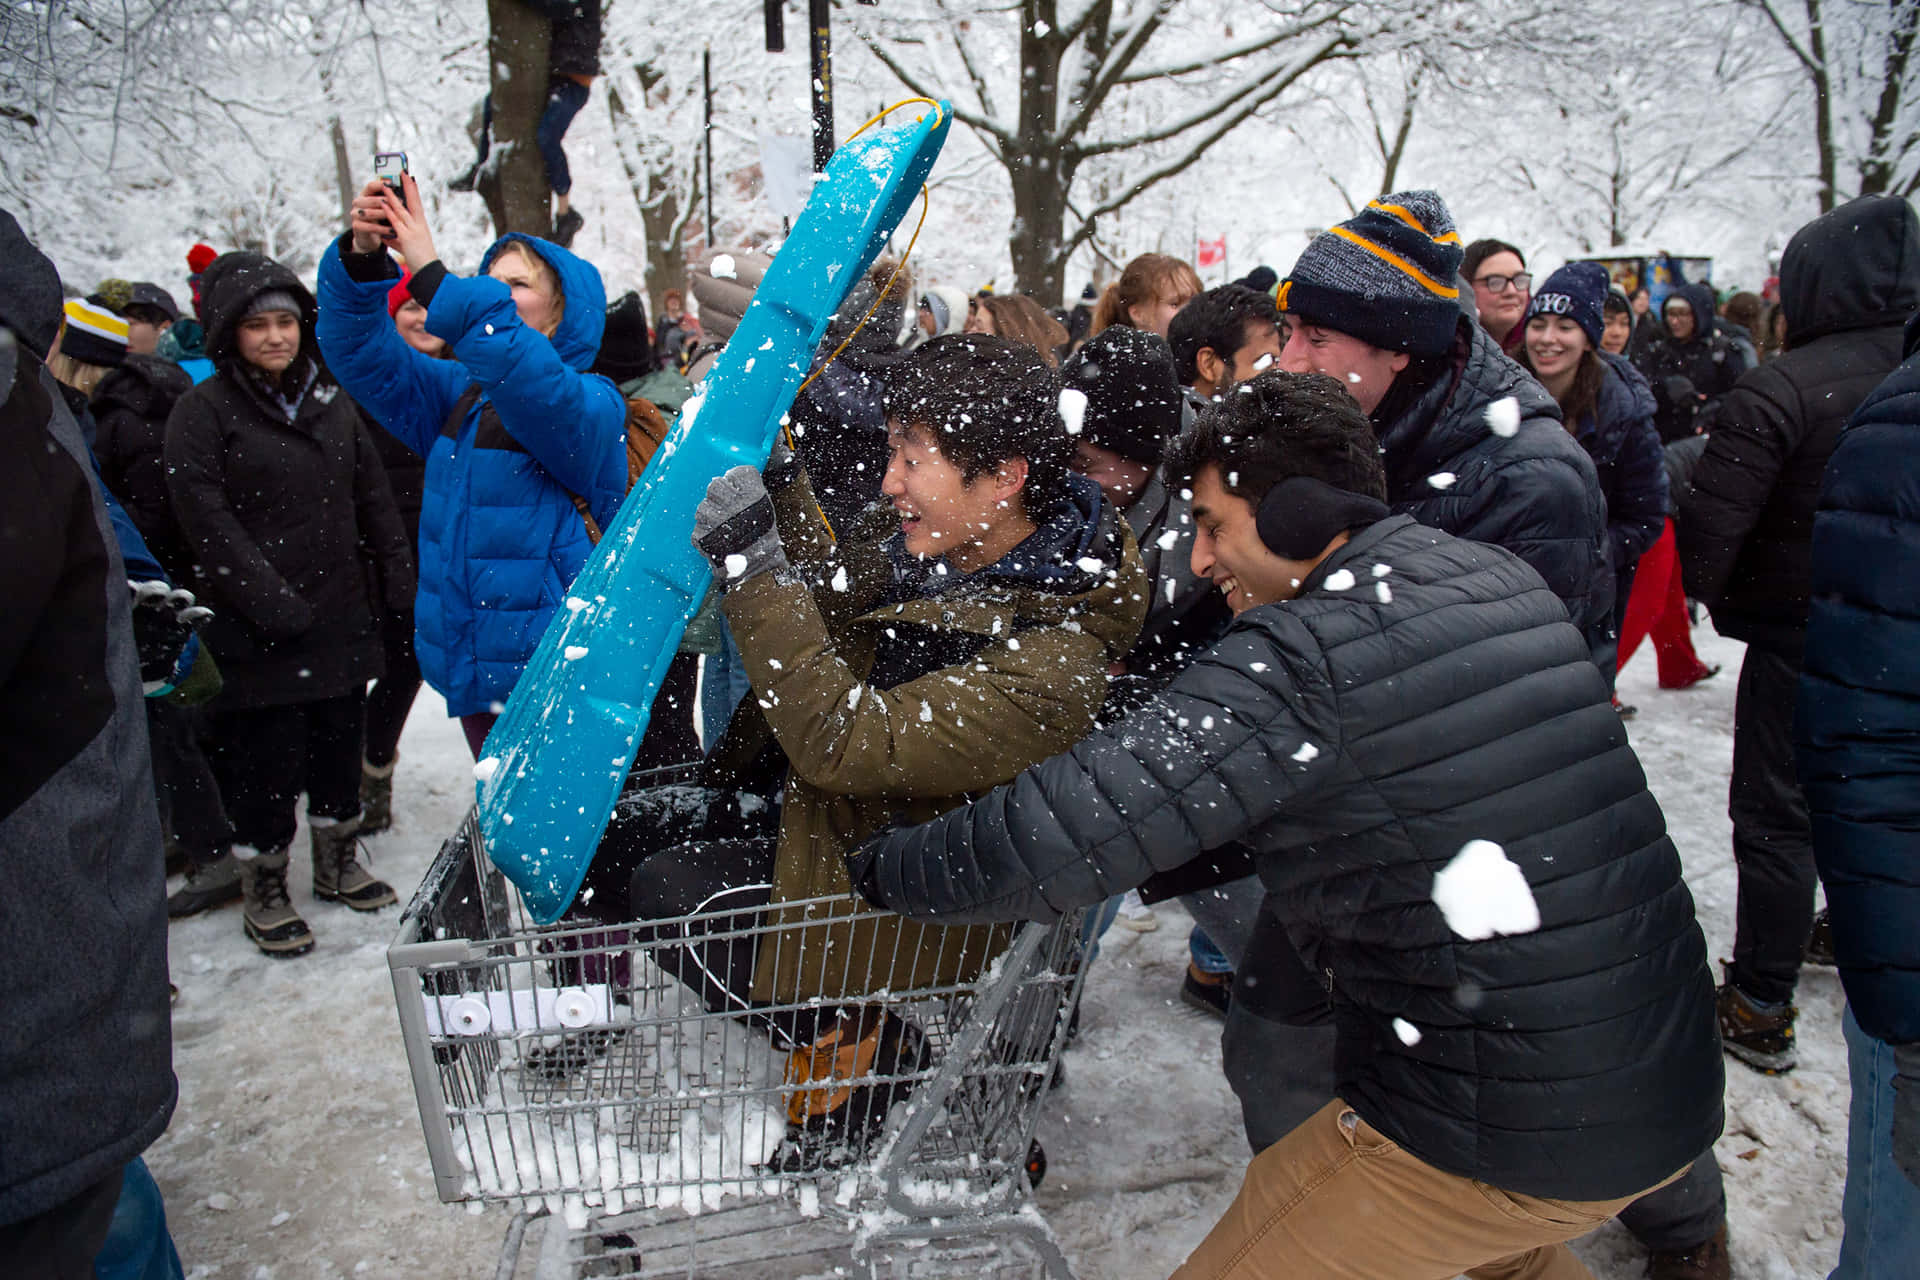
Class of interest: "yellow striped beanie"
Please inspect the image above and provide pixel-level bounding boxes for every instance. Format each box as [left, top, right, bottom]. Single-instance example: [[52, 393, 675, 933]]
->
[[60, 297, 131, 368], [1278, 191, 1465, 356]]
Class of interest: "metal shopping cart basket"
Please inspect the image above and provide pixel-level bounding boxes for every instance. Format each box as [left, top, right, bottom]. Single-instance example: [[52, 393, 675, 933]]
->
[[389, 767, 1089, 1279]]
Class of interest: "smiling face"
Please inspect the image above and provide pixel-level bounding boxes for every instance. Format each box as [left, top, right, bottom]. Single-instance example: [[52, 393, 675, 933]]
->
[[1525, 314, 1588, 383], [1664, 299, 1696, 342], [1602, 308, 1632, 355], [1188, 464, 1325, 614], [488, 244, 563, 336], [881, 418, 1033, 573], [393, 298, 445, 356], [236, 309, 300, 374], [1278, 322, 1409, 414]]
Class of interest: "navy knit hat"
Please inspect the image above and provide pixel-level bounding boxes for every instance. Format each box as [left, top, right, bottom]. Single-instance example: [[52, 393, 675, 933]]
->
[[1526, 262, 1609, 349], [1278, 192, 1465, 356], [1060, 325, 1184, 464]]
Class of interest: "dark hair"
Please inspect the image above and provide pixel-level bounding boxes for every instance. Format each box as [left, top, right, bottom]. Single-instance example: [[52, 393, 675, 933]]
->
[[1164, 370, 1386, 504], [884, 333, 1070, 516], [1603, 288, 1632, 318], [1723, 290, 1763, 333], [1166, 285, 1283, 385], [1091, 253, 1203, 336], [1462, 238, 1525, 281]]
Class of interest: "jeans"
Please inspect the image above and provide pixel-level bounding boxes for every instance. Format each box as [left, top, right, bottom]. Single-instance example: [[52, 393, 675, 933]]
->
[[536, 77, 591, 196], [208, 691, 366, 851], [94, 1158, 183, 1280], [1727, 646, 1816, 1006], [1190, 927, 1234, 975], [1221, 1001, 1729, 1252], [1183, 874, 1263, 974], [1832, 1006, 1920, 1279]]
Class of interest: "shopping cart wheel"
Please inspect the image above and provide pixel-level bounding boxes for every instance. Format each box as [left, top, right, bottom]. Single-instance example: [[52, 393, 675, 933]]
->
[[1025, 1139, 1048, 1189]]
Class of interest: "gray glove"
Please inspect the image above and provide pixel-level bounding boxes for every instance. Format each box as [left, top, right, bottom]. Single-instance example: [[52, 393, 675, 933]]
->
[[1895, 1043, 1920, 1185], [693, 464, 788, 585]]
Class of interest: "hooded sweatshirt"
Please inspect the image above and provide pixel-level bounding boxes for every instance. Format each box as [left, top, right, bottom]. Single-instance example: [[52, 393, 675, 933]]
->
[[317, 232, 627, 717], [1679, 194, 1920, 659]]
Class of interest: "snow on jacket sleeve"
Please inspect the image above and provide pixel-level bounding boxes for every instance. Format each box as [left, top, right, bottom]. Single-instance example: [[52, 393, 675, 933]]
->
[[1677, 373, 1798, 608], [162, 387, 312, 639], [1796, 353, 1920, 1046], [721, 568, 1112, 802], [315, 236, 467, 459], [854, 615, 1345, 924], [421, 269, 627, 516]]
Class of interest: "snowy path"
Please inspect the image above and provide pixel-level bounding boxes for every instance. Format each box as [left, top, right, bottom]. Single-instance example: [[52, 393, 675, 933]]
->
[[149, 622, 1845, 1278]]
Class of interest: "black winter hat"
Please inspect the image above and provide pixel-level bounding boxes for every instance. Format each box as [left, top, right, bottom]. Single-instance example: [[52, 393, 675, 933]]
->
[[1279, 191, 1465, 356], [125, 282, 181, 325], [1526, 262, 1609, 349], [0, 207, 65, 359], [592, 290, 655, 384], [1060, 325, 1184, 465]]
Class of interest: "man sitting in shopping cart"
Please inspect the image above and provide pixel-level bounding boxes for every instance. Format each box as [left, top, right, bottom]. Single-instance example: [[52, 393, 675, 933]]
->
[[574, 333, 1146, 1170], [845, 370, 1725, 1279]]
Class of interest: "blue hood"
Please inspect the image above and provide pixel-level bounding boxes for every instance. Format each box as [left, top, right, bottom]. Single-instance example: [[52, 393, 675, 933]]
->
[[479, 234, 607, 372]]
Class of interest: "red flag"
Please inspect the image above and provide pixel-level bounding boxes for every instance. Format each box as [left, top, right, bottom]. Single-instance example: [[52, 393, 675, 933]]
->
[[1196, 235, 1227, 270]]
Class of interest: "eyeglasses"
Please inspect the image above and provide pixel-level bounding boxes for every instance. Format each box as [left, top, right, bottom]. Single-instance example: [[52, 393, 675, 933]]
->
[[1474, 273, 1533, 295]]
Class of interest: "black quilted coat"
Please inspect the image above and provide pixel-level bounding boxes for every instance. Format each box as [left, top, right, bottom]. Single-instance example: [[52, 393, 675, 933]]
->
[[855, 515, 1723, 1201]]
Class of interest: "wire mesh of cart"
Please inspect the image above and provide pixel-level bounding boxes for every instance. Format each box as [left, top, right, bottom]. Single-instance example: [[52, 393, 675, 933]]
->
[[389, 765, 1090, 1279]]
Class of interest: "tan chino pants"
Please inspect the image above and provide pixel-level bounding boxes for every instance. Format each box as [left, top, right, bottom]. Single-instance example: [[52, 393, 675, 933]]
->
[[1173, 1099, 1685, 1280]]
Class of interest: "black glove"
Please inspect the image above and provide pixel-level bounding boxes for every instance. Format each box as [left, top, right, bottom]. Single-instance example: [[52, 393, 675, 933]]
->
[[845, 824, 900, 910], [692, 465, 788, 585], [129, 580, 213, 694], [1894, 1043, 1919, 1185]]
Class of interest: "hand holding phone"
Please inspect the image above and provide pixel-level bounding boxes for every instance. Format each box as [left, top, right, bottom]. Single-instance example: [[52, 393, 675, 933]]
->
[[374, 151, 409, 197]]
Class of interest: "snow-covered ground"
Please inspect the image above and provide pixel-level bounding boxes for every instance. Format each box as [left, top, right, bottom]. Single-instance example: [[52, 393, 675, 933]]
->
[[148, 620, 1846, 1279]]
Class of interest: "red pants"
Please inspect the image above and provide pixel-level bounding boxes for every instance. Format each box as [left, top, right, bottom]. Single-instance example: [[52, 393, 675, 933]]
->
[[1616, 520, 1710, 688]]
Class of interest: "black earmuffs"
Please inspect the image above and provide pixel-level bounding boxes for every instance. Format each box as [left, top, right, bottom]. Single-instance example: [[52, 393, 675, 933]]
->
[[1255, 476, 1389, 560]]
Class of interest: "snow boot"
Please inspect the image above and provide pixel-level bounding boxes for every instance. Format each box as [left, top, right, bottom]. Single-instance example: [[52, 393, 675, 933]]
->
[[167, 852, 242, 918], [1647, 1223, 1730, 1280], [1716, 982, 1796, 1075], [551, 208, 585, 249], [235, 845, 314, 958], [359, 757, 396, 835], [768, 1009, 929, 1173], [310, 818, 397, 911], [1181, 962, 1232, 1018], [1804, 909, 1835, 967]]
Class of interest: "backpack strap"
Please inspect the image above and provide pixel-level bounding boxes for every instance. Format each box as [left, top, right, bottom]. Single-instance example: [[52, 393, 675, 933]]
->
[[441, 382, 484, 441]]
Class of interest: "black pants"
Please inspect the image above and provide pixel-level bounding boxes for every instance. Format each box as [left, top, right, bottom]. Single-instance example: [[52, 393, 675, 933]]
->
[[363, 610, 422, 769], [1219, 1001, 1730, 1252], [0, 1167, 123, 1280], [146, 700, 233, 871], [1726, 645, 1815, 1006], [208, 691, 365, 852]]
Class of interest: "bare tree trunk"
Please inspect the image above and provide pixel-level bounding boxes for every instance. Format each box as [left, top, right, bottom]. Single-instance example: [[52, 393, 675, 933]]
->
[[1375, 63, 1422, 196], [608, 67, 695, 320], [1805, 0, 1838, 211], [329, 115, 355, 231], [480, 0, 553, 236], [1860, 0, 1920, 195], [1008, 153, 1069, 304]]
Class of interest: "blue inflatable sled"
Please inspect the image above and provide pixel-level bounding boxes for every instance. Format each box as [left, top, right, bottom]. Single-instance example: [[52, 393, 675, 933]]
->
[[475, 101, 951, 924]]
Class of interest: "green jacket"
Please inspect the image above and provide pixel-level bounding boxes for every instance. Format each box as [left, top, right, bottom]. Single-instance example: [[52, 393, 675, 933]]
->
[[720, 468, 1146, 1002]]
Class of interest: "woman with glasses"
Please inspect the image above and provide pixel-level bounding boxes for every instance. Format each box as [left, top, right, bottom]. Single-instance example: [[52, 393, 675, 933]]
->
[[1463, 238, 1531, 354]]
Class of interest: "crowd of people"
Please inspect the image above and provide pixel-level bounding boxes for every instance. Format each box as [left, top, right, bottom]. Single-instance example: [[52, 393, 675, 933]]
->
[[3, 165, 1916, 1280]]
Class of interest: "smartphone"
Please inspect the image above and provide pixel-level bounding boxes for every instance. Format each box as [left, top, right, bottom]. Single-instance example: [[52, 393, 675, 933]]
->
[[374, 151, 409, 197]]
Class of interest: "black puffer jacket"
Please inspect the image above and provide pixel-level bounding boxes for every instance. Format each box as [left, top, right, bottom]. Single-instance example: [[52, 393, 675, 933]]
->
[[163, 252, 414, 708], [93, 354, 196, 579], [1104, 466, 1230, 717], [1679, 194, 1920, 661], [1580, 354, 1668, 614], [1376, 317, 1611, 641], [857, 515, 1723, 1201], [1634, 283, 1747, 442]]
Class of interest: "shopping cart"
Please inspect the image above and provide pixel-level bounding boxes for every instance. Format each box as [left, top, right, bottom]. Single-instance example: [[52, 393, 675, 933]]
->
[[389, 768, 1089, 1279]]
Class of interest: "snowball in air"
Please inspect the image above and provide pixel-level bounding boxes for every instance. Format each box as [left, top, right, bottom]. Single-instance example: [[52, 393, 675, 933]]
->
[[1485, 397, 1521, 438], [709, 253, 738, 280], [563, 645, 589, 660], [1059, 387, 1089, 436], [1432, 839, 1541, 940], [473, 756, 501, 783], [1392, 1017, 1422, 1046]]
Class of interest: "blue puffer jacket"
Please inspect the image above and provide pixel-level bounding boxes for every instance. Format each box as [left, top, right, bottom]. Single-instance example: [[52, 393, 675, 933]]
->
[[316, 233, 626, 717], [1796, 338, 1920, 1047]]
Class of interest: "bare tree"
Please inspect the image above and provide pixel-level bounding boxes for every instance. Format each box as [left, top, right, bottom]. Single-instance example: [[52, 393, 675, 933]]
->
[[848, 0, 1394, 302], [605, 61, 701, 317], [1740, 0, 1920, 210], [478, 0, 553, 235]]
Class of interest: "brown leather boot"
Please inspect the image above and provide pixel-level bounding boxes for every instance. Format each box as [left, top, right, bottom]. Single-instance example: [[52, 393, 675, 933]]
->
[[310, 819, 397, 910], [1648, 1223, 1730, 1280]]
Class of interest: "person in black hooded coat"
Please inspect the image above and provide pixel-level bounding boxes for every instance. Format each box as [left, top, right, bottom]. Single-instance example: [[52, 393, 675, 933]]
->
[[1678, 193, 1920, 1074], [1635, 281, 1747, 442], [94, 353, 197, 580], [164, 251, 414, 956]]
